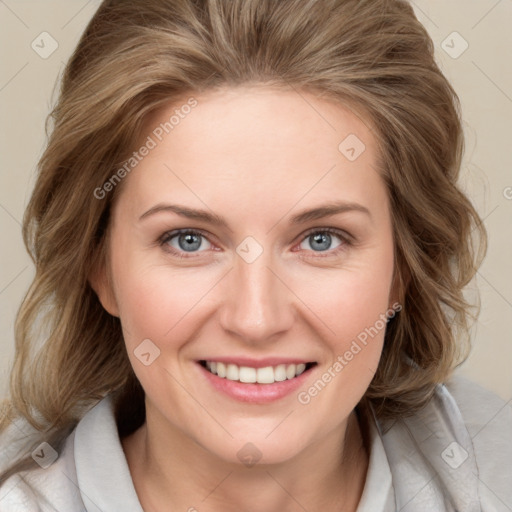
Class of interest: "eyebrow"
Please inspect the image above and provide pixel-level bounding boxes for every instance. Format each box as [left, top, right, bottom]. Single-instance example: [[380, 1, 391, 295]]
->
[[139, 200, 371, 227]]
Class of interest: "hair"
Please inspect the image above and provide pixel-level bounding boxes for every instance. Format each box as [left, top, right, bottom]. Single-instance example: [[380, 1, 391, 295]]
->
[[0, 0, 487, 483]]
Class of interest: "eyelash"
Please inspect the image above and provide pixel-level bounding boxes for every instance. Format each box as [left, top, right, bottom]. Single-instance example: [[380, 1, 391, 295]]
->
[[158, 227, 353, 260]]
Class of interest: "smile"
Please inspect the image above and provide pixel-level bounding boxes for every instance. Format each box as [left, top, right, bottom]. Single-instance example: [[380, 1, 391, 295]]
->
[[200, 360, 317, 384]]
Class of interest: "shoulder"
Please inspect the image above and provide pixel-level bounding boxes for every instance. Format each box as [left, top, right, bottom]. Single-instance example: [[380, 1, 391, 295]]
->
[[444, 374, 512, 435], [0, 418, 85, 512], [0, 395, 141, 511], [376, 374, 511, 511], [0, 429, 84, 512], [0, 474, 39, 512], [444, 374, 512, 508]]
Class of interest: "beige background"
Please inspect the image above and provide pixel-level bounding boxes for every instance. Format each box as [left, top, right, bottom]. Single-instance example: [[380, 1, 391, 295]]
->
[[0, 1, 511, 402]]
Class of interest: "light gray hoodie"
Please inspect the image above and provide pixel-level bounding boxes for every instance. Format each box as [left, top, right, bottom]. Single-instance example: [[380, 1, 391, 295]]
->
[[0, 375, 510, 511]]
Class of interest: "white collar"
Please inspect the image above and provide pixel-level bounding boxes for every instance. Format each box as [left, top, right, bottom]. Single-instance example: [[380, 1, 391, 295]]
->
[[73, 394, 144, 511], [71, 395, 395, 512]]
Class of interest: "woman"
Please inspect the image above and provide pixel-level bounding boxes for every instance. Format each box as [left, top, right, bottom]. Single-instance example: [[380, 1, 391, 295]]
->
[[0, 0, 510, 511]]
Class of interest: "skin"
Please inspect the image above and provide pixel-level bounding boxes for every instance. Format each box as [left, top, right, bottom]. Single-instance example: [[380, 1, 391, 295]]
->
[[91, 85, 398, 512]]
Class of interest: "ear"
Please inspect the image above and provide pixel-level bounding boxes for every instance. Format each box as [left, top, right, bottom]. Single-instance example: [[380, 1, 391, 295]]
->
[[88, 259, 120, 317]]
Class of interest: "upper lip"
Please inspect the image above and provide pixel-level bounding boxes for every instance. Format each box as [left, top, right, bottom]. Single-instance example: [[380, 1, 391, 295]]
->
[[198, 357, 316, 368]]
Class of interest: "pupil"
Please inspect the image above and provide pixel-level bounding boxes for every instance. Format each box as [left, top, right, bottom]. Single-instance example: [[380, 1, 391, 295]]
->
[[180, 233, 201, 251], [311, 233, 331, 251]]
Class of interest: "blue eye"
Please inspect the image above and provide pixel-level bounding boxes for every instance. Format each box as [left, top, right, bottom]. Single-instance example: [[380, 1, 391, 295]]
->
[[300, 230, 342, 252], [296, 228, 351, 257], [159, 227, 351, 259], [160, 230, 212, 256]]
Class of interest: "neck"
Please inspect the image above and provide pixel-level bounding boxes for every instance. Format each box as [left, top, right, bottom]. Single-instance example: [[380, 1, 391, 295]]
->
[[122, 407, 369, 512]]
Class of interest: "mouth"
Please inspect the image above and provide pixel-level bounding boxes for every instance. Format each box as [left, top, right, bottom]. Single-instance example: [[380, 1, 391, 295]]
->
[[198, 360, 318, 385]]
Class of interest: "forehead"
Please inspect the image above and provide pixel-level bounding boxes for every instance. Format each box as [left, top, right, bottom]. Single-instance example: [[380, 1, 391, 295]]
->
[[116, 86, 387, 222], [141, 85, 376, 160]]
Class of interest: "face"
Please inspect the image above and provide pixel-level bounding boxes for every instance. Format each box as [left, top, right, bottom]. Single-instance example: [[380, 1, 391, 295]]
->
[[94, 85, 398, 465]]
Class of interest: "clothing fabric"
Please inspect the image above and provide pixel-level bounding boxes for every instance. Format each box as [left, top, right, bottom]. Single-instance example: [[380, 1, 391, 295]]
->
[[0, 375, 510, 511]]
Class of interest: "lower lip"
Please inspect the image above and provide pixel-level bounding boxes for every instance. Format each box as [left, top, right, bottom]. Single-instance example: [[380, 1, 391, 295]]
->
[[197, 363, 315, 404]]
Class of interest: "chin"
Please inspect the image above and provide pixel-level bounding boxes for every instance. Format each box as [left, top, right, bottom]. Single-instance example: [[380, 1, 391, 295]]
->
[[201, 429, 311, 468]]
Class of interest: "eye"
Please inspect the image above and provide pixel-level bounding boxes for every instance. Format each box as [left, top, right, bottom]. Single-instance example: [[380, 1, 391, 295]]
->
[[296, 228, 351, 256], [159, 227, 352, 259], [160, 229, 213, 257]]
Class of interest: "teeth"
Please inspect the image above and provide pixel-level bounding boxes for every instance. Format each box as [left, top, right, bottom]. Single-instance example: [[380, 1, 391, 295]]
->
[[256, 366, 274, 384], [239, 367, 256, 383], [274, 364, 287, 381], [226, 364, 239, 381], [216, 362, 226, 378], [203, 361, 310, 384]]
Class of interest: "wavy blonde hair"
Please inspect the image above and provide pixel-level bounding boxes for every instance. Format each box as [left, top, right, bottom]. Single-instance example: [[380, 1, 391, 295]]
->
[[1, 0, 487, 481]]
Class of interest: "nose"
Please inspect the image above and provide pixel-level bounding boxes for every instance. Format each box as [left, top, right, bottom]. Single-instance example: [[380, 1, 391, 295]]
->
[[218, 251, 296, 344]]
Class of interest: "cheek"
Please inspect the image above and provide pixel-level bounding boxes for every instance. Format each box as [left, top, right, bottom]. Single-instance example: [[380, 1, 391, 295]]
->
[[293, 263, 394, 416], [116, 270, 192, 341], [111, 248, 222, 353], [295, 254, 394, 345], [112, 264, 208, 401]]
